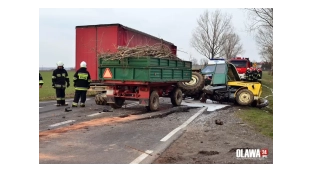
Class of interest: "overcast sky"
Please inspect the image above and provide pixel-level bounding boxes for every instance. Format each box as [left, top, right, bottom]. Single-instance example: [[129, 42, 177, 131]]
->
[[39, 8, 260, 68]]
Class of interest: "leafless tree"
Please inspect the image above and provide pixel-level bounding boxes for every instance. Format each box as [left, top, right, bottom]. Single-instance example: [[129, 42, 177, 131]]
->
[[189, 53, 198, 66], [191, 9, 233, 59], [221, 31, 244, 59], [244, 8, 273, 65], [200, 58, 209, 65]]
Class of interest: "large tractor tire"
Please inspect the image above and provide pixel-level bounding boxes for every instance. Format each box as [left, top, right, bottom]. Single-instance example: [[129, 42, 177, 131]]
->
[[95, 93, 108, 105], [235, 89, 254, 106], [177, 72, 205, 96]]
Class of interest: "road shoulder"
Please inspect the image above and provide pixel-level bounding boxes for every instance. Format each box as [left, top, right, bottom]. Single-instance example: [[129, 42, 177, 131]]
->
[[153, 106, 273, 164]]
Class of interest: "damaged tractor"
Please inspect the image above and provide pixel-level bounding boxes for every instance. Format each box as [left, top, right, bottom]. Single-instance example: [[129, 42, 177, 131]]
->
[[178, 60, 268, 108]]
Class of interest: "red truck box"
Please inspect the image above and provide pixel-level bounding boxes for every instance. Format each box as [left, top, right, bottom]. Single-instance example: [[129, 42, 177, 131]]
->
[[76, 23, 177, 80]]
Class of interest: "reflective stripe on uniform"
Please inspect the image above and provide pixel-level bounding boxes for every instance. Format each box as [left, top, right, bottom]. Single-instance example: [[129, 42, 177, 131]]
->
[[56, 98, 62, 100], [80, 103, 85, 105], [78, 73, 88, 80], [73, 77, 77, 80], [52, 76, 56, 79], [39, 80, 44, 83], [72, 102, 78, 105], [88, 79, 91, 82], [60, 98, 65, 100], [75, 87, 88, 91]]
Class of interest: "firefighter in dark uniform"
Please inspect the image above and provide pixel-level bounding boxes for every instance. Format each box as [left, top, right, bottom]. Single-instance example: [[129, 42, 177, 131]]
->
[[252, 68, 258, 82], [39, 73, 44, 88], [72, 61, 91, 107], [52, 61, 70, 106], [246, 68, 252, 82], [257, 68, 262, 79]]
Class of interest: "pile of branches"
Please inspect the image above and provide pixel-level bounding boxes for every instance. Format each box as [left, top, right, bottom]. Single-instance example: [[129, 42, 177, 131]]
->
[[98, 43, 181, 61]]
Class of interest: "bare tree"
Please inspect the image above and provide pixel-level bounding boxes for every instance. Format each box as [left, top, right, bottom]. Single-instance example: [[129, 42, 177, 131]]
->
[[221, 32, 244, 59], [200, 58, 209, 65], [189, 53, 198, 66], [191, 9, 233, 59], [245, 8, 273, 65]]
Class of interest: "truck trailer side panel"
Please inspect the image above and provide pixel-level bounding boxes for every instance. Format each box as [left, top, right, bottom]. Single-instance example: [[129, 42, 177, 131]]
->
[[76, 24, 177, 80], [96, 26, 119, 79], [76, 27, 97, 80]]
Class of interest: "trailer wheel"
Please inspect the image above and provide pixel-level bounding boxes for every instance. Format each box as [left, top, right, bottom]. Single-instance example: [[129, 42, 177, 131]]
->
[[109, 97, 125, 109], [171, 88, 183, 106], [177, 72, 204, 96], [235, 89, 254, 106], [147, 90, 159, 111]]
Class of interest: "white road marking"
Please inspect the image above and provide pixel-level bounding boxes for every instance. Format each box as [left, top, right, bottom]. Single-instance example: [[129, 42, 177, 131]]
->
[[87, 113, 104, 117], [160, 107, 206, 142], [39, 107, 43, 108], [263, 85, 273, 94], [49, 120, 75, 127], [54, 99, 90, 106], [130, 150, 153, 164], [123, 102, 139, 108]]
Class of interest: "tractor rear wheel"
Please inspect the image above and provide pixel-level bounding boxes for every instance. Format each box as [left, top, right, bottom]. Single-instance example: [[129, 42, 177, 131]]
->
[[109, 97, 125, 109], [177, 72, 204, 96], [146, 90, 159, 111], [95, 93, 108, 105], [235, 89, 254, 106], [170, 88, 183, 106]]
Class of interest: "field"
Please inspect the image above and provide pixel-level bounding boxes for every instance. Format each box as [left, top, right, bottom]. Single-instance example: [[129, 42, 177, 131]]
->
[[236, 71, 273, 138], [39, 71, 96, 101]]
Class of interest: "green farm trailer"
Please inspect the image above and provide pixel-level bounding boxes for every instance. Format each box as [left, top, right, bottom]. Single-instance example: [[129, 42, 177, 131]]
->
[[92, 57, 192, 111]]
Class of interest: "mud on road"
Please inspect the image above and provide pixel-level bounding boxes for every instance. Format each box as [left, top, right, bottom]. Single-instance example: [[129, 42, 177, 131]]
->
[[153, 106, 273, 164]]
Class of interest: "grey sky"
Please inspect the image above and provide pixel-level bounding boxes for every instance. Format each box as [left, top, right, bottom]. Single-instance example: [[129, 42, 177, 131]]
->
[[39, 8, 260, 68]]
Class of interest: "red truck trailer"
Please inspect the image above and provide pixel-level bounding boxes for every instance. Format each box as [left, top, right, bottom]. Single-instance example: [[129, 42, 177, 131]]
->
[[76, 23, 177, 80], [75, 23, 178, 105], [228, 57, 253, 80]]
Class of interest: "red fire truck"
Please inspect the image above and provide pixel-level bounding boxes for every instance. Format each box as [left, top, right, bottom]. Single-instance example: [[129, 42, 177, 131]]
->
[[228, 57, 253, 80]]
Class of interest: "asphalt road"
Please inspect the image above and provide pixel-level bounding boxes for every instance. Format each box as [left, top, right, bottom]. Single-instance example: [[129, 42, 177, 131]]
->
[[39, 97, 228, 164]]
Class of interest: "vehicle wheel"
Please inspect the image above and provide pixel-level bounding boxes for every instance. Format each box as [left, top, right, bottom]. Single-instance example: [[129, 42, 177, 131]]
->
[[109, 97, 125, 109], [95, 93, 108, 105], [177, 72, 204, 96], [235, 89, 254, 106], [170, 88, 183, 106], [146, 90, 159, 111]]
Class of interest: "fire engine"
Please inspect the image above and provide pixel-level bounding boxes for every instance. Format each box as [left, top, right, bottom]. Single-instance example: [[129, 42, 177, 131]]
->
[[228, 57, 253, 80]]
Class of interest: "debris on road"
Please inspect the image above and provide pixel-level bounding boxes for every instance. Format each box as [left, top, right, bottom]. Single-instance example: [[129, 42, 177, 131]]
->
[[64, 107, 72, 112], [215, 119, 223, 125]]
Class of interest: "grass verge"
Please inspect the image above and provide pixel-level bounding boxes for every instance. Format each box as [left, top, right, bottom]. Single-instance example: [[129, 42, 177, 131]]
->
[[236, 71, 273, 138], [39, 71, 96, 101]]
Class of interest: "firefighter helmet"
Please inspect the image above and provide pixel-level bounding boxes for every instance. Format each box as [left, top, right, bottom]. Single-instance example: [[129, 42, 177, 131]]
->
[[80, 61, 87, 68], [56, 61, 64, 67]]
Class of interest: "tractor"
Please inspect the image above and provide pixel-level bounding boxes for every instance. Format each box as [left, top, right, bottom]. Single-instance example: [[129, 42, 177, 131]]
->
[[178, 60, 268, 107]]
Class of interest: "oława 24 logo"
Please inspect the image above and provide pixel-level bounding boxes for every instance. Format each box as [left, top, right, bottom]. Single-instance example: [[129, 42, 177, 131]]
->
[[236, 148, 268, 159]]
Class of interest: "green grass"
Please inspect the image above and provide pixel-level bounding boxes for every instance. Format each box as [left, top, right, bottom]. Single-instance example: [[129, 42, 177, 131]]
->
[[39, 71, 96, 101], [236, 71, 273, 138]]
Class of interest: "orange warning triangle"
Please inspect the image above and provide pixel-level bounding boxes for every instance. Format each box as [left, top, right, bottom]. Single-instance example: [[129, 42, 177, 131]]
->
[[103, 68, 113, 79]]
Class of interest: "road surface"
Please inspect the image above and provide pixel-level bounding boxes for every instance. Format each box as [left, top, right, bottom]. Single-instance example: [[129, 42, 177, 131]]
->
[[39, 97, 228, 164]]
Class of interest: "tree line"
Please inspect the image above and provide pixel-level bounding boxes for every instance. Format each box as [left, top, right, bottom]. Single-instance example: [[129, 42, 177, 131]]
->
[[189, 8, 273, 68]]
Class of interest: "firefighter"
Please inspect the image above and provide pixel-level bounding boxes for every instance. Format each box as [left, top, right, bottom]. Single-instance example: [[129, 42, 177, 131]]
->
[[245, 68, 251, 82], [252, 68, 258, 82], [72, 61, 91, 107], [52, 61, 70, 106], [39, 73, 44, 88], [257, 68, 262, 79]]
